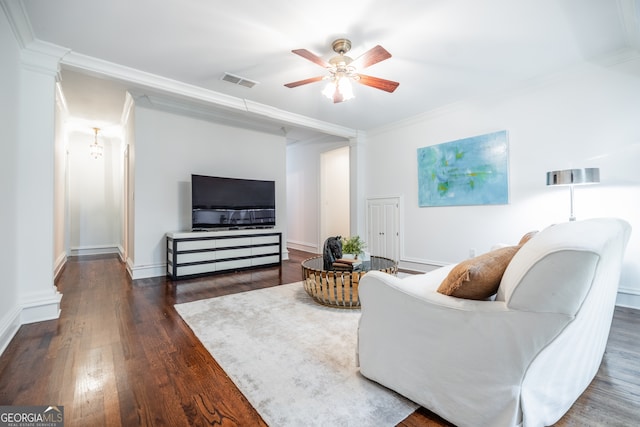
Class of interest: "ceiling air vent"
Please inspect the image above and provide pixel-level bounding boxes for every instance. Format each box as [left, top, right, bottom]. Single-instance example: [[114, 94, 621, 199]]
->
[[221, 72, 258, 88]]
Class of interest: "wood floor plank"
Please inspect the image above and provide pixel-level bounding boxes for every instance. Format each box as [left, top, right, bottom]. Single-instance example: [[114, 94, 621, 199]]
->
[[0, 249, 638, 426]]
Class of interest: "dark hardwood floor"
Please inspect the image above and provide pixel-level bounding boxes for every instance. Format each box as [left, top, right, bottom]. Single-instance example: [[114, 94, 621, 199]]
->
[[0, 249, 638, 426]]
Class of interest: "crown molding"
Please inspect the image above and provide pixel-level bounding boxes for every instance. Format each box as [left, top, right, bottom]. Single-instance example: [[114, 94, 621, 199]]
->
[[20, 40, 70, 78], [244, 99, 357, 139], [61, 51, 357, 140], [131, 91, 288, 138], [1, 2, 69, 77], [368, 48, 640, 137], [0, 0, 34, 48], [286, 133, 350, 148]]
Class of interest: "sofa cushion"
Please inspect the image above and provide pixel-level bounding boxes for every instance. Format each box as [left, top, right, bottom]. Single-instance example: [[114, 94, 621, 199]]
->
[[437, 246, 521, 300]]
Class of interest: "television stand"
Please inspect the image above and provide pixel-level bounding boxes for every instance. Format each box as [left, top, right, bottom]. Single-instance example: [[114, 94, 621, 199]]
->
[[166, 229, 282, 280]]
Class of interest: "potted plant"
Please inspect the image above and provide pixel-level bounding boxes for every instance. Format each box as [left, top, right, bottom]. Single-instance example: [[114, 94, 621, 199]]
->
[[342, 235, 366, 259]]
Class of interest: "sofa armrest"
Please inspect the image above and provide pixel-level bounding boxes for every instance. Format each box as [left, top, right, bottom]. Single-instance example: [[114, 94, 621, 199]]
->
[[357, 267, 572, 427]]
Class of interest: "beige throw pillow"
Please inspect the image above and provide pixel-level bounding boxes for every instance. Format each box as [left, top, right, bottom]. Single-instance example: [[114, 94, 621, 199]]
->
[[437, 246, 520, 300]]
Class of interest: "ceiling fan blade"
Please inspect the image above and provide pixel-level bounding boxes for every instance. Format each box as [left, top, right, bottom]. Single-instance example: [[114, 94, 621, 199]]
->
[[284, 76, 325, 88], [351, 45, 392, 69], [291, 49, 331, 68], [356, 74, 400, 93]]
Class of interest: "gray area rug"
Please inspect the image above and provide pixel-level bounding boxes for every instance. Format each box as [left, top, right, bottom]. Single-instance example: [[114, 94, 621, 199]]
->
[[175, 282, 418, 427]]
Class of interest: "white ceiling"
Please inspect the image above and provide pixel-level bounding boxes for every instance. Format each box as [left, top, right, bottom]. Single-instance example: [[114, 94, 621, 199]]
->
[[18, 0, 640, 140]]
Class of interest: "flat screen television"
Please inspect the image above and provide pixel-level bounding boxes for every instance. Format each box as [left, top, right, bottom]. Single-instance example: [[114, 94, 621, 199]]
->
[[191, 174, 276, 230]]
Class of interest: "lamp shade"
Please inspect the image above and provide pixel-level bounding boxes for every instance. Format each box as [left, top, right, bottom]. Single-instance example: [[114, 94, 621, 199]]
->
[[546, 168, 600, 186]]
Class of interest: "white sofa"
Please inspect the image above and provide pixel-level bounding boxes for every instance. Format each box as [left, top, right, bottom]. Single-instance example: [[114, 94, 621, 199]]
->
[[357, 218, 631, 427]]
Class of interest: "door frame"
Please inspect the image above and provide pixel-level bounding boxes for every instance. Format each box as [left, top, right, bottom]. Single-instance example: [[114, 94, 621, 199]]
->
[[366, 195, 402, 261]]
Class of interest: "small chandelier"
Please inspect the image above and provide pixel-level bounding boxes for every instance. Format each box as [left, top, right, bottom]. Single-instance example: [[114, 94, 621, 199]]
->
[[89, 127, 103, 159]]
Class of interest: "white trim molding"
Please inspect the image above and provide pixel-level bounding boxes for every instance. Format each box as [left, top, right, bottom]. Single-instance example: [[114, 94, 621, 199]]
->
[[20, 289, 62, 325], [287, 239, 319, 254], [398, 256, 449, 273], [20, 40, 69, 78], [61, 51, 357, 140], [129, 263, 166, 280], [69, 244, 121, 257], [616, 287, 640, 310], [0, 0, 34, 48], [0, 307, 21, 356], [54, 252, 67, 280]]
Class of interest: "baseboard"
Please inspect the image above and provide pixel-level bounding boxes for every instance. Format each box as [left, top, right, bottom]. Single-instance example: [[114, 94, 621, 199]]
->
[[70, 244, 120, 257], [616, 288, 640, 310], [287, 240, 319, 254], [20, 290, 63, 324], [129, 263, 166, 280], [0, 306, 21, 356], [1, 292, 62, 356], [398, 256, 447, 273]]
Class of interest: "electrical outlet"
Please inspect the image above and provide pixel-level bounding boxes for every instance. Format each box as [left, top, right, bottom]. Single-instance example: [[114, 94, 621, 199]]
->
[[469, 248, 476, 257]]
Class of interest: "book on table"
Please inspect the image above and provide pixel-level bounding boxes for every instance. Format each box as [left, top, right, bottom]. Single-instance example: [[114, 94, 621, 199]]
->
[[332, 258, 363, 271]]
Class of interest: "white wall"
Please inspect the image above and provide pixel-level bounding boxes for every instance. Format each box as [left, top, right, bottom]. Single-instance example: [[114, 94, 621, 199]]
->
[[286, 139, 350, 253], [0, 7, 22, 353], [132, 106, 287, 278], [320, 146, 350, 242], [364, 58, 640, 306], [67, 131, 123, 255]]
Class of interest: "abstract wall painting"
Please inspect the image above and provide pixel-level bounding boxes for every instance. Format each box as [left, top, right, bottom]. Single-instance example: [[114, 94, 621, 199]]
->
[[417, 130, 509, 207]]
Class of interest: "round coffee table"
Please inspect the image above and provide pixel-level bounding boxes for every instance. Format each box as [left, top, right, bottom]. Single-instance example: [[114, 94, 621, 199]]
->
[[301, 255, 398, 308]]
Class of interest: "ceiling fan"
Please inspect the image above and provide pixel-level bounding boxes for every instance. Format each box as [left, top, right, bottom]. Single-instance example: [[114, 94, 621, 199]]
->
[[284, 38, 400, 103]]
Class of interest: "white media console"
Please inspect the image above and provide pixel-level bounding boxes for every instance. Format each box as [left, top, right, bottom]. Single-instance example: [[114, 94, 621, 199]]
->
[[166, 229, 282, 280]]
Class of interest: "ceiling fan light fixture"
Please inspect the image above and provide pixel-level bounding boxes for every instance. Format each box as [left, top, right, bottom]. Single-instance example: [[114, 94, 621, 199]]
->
[[286, 38, 399, 101], [322, 76, 354, 102], [337, 77, 354, 100], [321, 81, 335, 99]]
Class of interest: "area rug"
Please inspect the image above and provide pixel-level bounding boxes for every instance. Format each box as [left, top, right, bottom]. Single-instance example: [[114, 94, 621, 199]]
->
[[175, 282, 418, 427]]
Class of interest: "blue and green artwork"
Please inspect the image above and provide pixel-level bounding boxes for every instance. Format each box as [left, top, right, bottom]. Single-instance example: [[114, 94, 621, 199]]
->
[[417, 130, 509, 207]]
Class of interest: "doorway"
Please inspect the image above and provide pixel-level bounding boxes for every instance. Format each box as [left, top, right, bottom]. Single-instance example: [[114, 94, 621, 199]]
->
[[320, 146, 350, 247], [65, 128, 124, 257]]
